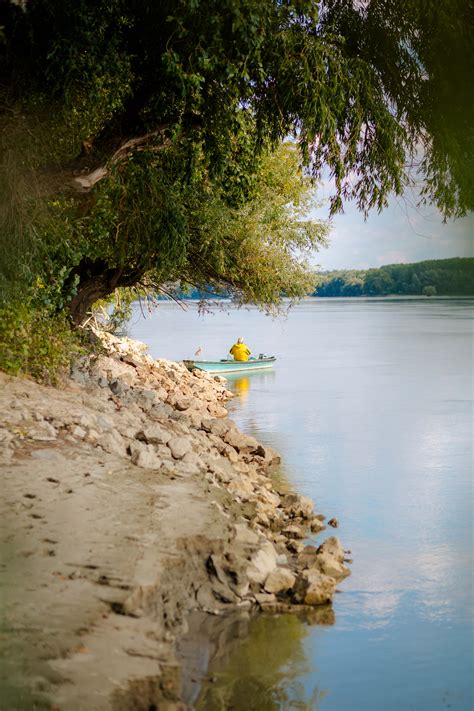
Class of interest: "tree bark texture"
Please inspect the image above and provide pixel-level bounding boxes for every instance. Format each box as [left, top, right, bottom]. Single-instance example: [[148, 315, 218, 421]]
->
[[67, 259, 145, 325]]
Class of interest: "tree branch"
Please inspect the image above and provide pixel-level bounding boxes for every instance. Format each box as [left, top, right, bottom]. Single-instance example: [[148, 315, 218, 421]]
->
[[73, 129, 173, 192]]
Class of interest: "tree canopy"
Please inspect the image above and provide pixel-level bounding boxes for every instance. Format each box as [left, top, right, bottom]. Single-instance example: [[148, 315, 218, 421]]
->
[[0, 0, 472, 323]]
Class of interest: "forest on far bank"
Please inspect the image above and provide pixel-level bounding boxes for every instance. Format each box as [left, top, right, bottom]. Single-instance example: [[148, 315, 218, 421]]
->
[[168, 258, 474, 300], [312, 258, 474, 297]]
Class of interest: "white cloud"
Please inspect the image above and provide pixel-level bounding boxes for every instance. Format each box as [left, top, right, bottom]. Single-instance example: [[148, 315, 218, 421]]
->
[[310, 192, 473, 270]]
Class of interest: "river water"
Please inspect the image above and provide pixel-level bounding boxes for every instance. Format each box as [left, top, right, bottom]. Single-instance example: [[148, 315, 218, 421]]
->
[[130, 297, 473, 711]]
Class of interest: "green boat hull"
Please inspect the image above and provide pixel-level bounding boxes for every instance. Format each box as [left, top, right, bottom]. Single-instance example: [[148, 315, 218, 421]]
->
[[183, 356, 276, 374]]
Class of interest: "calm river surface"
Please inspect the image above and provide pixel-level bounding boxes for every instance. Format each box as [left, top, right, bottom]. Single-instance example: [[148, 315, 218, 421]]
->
[[130, 297, 473, 711]]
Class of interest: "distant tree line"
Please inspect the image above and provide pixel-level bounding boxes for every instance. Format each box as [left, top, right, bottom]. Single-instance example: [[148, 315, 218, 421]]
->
[[312, 258, 474, 297]]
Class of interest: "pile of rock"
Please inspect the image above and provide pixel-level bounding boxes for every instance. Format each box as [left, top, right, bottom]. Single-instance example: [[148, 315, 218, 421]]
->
[[68, 329, 351, 611], [1, 327, 350, 614]]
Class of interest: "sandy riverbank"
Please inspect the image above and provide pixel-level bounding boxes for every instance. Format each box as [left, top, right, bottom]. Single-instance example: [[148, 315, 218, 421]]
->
[[0, 331, 350, 710]]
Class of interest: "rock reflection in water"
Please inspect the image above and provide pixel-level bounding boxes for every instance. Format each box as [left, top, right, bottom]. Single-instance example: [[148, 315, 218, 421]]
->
[[181, 607, 334, 710], [112, 669, 183, 711]]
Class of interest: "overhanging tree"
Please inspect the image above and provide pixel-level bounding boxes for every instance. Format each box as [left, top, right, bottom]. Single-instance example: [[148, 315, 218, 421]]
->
[[0, 0, 472, 323]]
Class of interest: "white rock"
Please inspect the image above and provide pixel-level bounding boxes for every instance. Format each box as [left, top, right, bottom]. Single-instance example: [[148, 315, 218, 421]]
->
[[182, 451, 205, 472], [313, 537, 350, 582], [78, 413, 96, 429], [207, 403, 228, 418], [133, 388, 156, 410], [222, 444, 239, 463], [28, 422, 57, 441], [185, 410, 201, 429], [310, 517, 326, 534], [167, 436, 192, 460], [224, 429, 260, 453], [286, 540, 305, 554], [246, 541, 278, 585], [135, 425, 171, 445], [320, 536, 345, 562], [314, 551, 351, 582], [263, 446, 281, 465], [282, 524, 307, 539], [153, 387, 168, 401], [227, 477, 254, 500], [173, 397, 191, 411], [179, 461, 201, 476], [98, 430, 127, 458], [255, 512, 271, 528], [255, 592, 276, 605], [298, 569, 336, 606], [191, 368, 205, 378], [281, 493, 314, 518], [201, 418, 231, 438], [129, 441, 162, 470], [151, 402, 173, 418], [234, 523, 260, 546], [95, 415, 113, 432], [202, 455, 236, 483], [109, 379, 127, 396], [93, 355, 138, 385], [257, 489, 281, 508], [264, 568, 296, 594]]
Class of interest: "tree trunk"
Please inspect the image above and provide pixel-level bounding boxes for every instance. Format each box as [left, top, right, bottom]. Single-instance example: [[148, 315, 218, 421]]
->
[[66, 259, 145, 326]]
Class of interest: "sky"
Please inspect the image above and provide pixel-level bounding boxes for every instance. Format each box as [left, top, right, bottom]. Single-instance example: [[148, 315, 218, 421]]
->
[[309, 187, 473, 272]]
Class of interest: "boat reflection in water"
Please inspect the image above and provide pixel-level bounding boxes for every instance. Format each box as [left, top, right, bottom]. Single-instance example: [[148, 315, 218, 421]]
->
[[224, 368, 276, 403], [229, 375, 250, 401]]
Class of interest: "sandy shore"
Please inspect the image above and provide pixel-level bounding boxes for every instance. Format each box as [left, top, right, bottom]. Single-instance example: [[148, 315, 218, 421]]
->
[[0, 331, 350, 710]]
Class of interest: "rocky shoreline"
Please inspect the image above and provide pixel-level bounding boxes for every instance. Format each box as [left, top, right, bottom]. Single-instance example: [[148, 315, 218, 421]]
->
[[0, 331, 350, 710]]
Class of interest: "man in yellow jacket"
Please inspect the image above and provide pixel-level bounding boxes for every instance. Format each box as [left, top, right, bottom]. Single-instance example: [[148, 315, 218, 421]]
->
[[229, 337, 251, 362]]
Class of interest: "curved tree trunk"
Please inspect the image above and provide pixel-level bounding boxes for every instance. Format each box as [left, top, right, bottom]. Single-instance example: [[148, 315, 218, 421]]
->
[[67, 259, 145, 326]]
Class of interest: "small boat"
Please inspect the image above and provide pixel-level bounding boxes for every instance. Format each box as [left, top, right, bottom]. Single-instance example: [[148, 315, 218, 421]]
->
[[183, 355, 276, 374]]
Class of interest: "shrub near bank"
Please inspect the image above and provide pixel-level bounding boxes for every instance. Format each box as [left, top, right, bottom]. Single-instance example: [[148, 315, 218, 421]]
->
[[0, 301, 83, 384]]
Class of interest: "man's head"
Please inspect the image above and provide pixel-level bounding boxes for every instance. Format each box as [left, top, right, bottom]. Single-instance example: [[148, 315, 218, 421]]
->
[[237, 337, 244, 344]]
